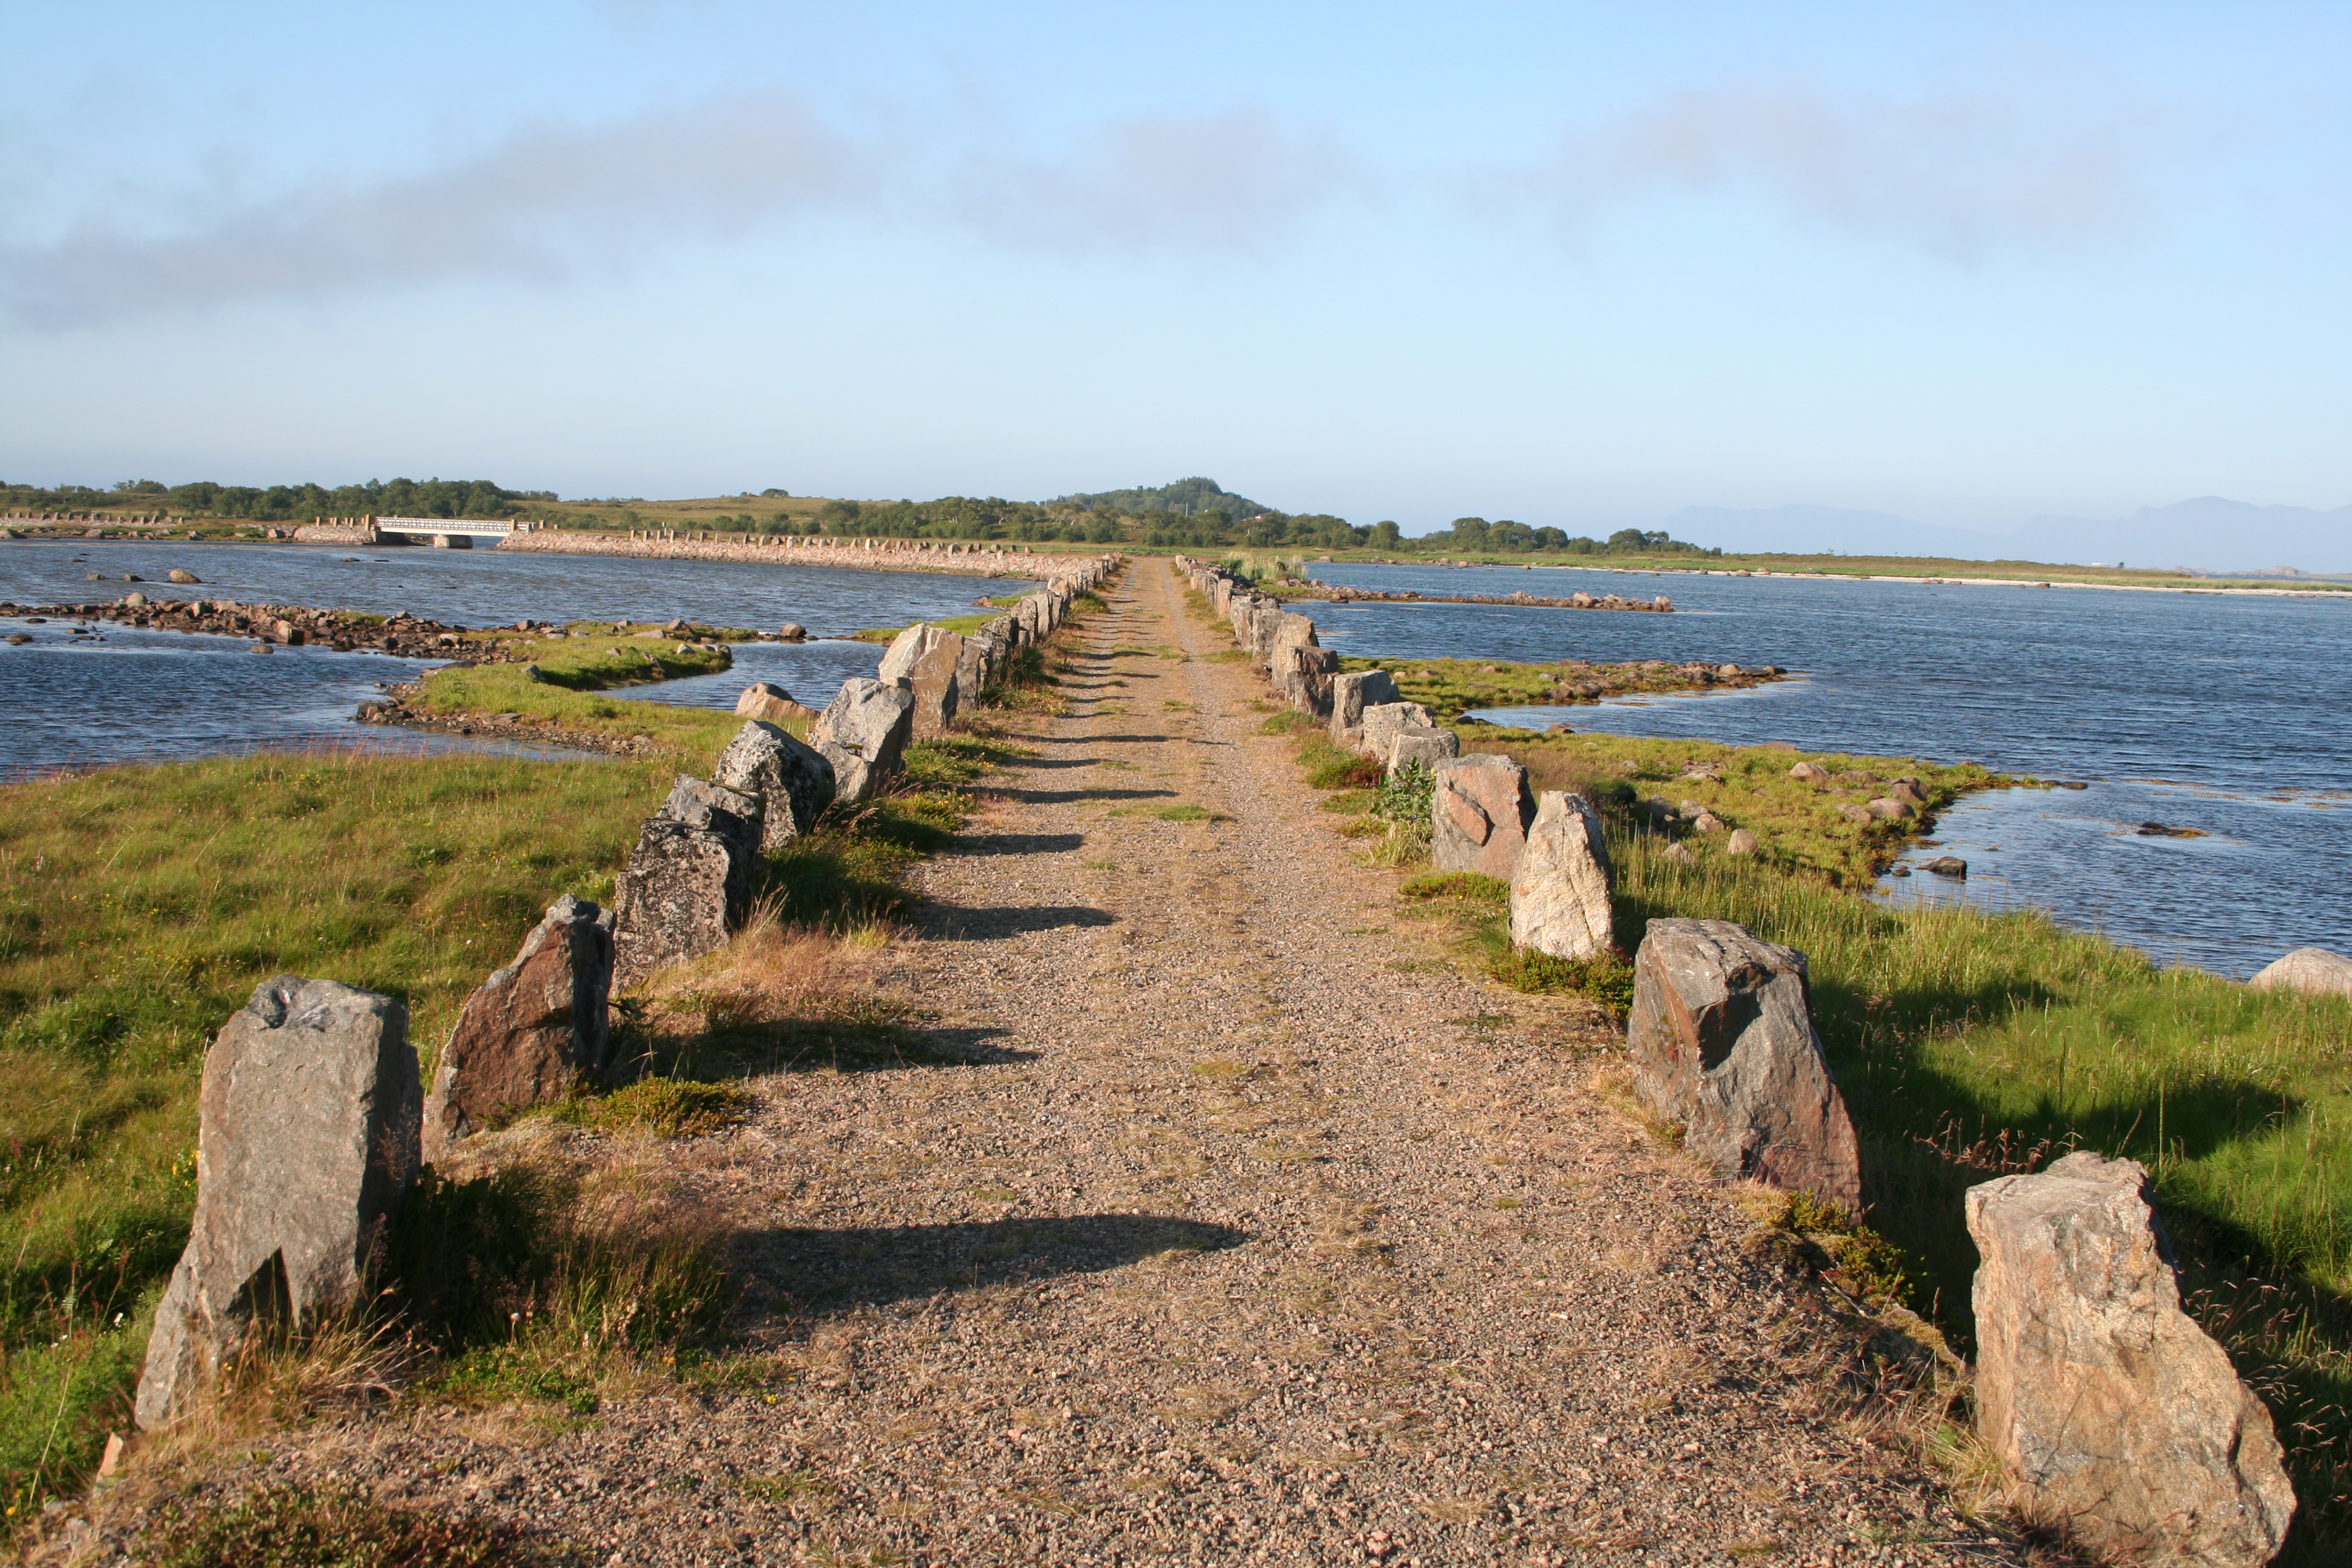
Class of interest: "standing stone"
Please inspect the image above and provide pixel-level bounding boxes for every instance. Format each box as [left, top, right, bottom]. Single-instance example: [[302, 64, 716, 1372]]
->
[[877, 622, 950, 685], [809, 676, 916, 802], [1386, 725, 1460, 774], [713, 719, 836, 847], [1328, 670, 1402, 748], [1626, 919, 1862, 1211], [1273, 642, 1340, 716], [1967, 1154, 2296, 1567], [954, 630, 996, 700], [1508, 791, 1613, 960], [421, 896, 614, 1163], [734, 681, 819, 727], [610, 777, 762, 987], [1431, 755, 1536, 879], [2247, 947, 2352, 998], [135, 978, 421, 1428], [1359, 701, 1436, 762], [907, 631, 966, 738]]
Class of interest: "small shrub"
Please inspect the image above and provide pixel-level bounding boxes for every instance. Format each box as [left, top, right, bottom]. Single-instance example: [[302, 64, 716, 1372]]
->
[[1257, 711, 1313, 735], [1398, 871, 1509, 908], [1303, 749, 1382, 790], [143, 1480, 537, 1567], [1780, 1191, 1921, 1311], [1486, 945, 1636, 1012], [1320, 789, 1375, 814], [550, 1078, 750, 1139], [1375, 760, 1435, 823]]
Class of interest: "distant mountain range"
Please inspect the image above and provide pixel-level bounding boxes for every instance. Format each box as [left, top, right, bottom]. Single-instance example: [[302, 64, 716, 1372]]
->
[[1669, 497, 2352, 574]]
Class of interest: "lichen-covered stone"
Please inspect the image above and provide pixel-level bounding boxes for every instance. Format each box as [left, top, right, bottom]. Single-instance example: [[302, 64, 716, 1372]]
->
[[135, 977, 421, 1428], [1968, 1153, 2296, 1567], [421, 896, 614, 1163], [1627, 919, 1861, 1211], [611, 778, 762, 987], [713, 719, 836, 847], [1508, 791, 1612, 960], [809, 676, 916, 802]]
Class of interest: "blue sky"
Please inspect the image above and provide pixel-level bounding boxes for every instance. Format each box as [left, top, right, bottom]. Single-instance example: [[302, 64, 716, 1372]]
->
[[2, 1, 2347, 552]]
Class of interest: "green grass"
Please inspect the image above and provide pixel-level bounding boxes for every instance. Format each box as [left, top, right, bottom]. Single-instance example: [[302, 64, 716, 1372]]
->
[[1336, 654, 1780, 722], [141, 1478, 539, 1567], [399, 634, 746, 755]]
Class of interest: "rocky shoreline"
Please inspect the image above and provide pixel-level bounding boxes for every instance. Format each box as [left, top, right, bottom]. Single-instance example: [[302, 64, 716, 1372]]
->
[[0, 592, 551, 659], [1291, 584, 1675, 611]]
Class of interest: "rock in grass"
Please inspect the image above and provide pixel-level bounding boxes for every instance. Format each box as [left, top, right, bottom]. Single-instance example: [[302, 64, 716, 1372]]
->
[[611, 778, 762, 988], [1788, 761, 1831, 783], [135, 977, 421, 1428], [1726, 828, 1759, 855], [809, 676, 916, 802], [1967, 1153, 2296, 1567], [2247, 947, 2352, 998], [1431, 754, 1535, 879], [1509, 791, 1612, 960], [1328, 670, 1401, 749], [1865, 796, 1914, 820], [735, 681, 819, 727], [714, 719, 836, 847], [1627, 919, 1861, 1211], [421, 897, 615, 1164]]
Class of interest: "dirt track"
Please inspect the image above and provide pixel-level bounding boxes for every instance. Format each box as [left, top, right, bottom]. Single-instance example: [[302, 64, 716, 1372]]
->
[[126, 561, 2017, 1567]]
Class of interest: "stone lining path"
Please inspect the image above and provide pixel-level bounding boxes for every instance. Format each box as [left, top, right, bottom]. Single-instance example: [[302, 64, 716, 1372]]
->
[[134, 561, 2021, 1567]]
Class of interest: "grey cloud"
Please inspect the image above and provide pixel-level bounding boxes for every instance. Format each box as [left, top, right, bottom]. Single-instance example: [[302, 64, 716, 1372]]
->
[[943, 105, 1368, 251], [0, 95, 869, 328], [1508, 74, 2161, 255]]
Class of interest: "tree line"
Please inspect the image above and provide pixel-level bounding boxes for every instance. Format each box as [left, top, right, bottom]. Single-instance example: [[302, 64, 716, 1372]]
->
[[0, 477, 553, 521]]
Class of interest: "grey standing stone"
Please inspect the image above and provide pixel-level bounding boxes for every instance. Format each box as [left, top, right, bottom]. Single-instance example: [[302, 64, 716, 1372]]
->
[[1328, 670, 1402, 748], [907, 631, 966, 738], [2247, 946, 2352, 998], [421, 896, 614, 1164], [1359, 701, 1436, 762], [1968, 1153, 2296, 1567], [1386, 724, 1460, 774], [135, 978, 421, 1428], [610, 777, 762, 988], [1273, 641, 1339, 716], [713, 719, 836, 847], [1626, 919, 1862, 1211], [1508, 791, 1613, 960], [1431, 754, 1536, 879], [809, 676, 916, 802], [877, 622, 950, 685]]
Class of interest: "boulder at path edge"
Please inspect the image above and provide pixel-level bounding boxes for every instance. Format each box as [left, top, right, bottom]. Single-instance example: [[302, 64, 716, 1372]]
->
[[1508, 791, 1612, 960], [1358, 700, 1434, 762], [135, 977, 421, 1428], [715, 719, 837, 848], [1386, 724, 1460, 774], [1968, 1152, 2295, 1567], [1431, 754, 1535, 879], [421, 896, 614, 1164], [611, 777, 762, 988], [1627, 919, 1861, 1211], [906, 630, 966, 738], [810, 676, 915, 802], [1328, 670, 1401, 749]]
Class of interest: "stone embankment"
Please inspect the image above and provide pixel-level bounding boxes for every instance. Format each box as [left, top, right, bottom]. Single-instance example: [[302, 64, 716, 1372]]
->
[[1295, 584, 1673, 612], [1175, 553, 2300, 1565], [500, 528, 1113, 580], [1, 593, 555, 657]]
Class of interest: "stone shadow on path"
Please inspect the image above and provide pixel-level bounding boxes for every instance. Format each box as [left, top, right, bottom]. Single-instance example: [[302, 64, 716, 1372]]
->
[[739, 1215, 1250, 1315], [916, 903, 1118, 940], [951, 831, 1088, 856]]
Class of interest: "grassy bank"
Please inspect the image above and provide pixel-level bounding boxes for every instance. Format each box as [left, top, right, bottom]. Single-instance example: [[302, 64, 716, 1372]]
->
[[391, 631, 745, 755], [1339, 654, 1784, 723]]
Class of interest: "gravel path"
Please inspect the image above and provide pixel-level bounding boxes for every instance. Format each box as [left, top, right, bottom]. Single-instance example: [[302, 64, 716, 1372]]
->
[[109, 562, 2021, 1567]]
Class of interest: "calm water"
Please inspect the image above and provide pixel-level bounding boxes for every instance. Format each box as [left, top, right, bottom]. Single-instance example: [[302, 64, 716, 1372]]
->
[[0, 540, 1030, 779], [1309, 562, 2352, 979]]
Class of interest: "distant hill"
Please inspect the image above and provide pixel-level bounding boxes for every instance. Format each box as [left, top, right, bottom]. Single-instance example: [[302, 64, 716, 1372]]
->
[[2020, 497, 2352, 575], [1668, 504, 2013, 559], [1054, 476, 1277, 520]]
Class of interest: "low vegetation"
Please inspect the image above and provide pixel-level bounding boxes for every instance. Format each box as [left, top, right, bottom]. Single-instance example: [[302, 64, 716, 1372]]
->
[[391, 630, 745, 754], [1337, 654, 1780, 720]]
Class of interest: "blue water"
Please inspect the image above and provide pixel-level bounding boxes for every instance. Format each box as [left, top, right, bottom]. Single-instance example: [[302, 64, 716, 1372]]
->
[[1309, 562, 2352, 979], [0, 540, 1030, 779]]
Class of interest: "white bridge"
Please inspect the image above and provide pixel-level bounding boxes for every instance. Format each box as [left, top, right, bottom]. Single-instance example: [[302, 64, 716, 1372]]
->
[[372, 516, 519, 548]]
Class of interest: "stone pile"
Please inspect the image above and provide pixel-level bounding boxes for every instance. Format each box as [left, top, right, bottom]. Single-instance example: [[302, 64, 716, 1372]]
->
[[0, 595, 534, 657], [1306, 584, 1673, 612]]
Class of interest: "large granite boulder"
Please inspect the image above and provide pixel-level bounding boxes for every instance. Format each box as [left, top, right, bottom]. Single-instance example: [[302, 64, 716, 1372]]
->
[[2248, 946, 2352, 998], [1431, 754, 1535, 879], [1273, 642, 1340, 716], [610, 777, 762, 987], [877, 622, 945, 683], [1627, 919, 1861, 1211], [1508, 791, 1613, 960], [734, 681, 818, 728], [1967, 1153, 2296, 1566], [1328, 670, 1402, 749], [713, 719, 836, 847], [809, 676, 915, 802], [1358, 700, 1435, 762], [135, 977, 421, 1428], [421, 896, 613, 1164], [908, 630, 966, 738], [1386, 724, 1460, 774]]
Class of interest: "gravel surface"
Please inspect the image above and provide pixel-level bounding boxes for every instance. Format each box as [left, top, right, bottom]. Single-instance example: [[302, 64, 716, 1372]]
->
[[68, 561, 2025, 1567]]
